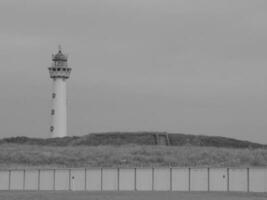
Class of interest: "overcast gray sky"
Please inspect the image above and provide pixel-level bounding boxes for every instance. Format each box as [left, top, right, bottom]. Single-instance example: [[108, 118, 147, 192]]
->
[[0, 0, 266, 143]]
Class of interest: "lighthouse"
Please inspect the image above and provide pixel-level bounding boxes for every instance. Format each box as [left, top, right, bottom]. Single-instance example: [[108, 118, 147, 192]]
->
[[48, 46, 71, 138]]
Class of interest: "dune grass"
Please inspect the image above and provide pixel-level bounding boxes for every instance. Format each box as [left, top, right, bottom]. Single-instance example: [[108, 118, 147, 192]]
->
[[0, 144, 267, 169]]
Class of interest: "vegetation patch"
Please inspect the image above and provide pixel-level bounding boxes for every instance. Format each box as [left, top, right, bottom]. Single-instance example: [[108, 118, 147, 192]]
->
[[0, 132, 265, 148], [0, 144, 267, 169]]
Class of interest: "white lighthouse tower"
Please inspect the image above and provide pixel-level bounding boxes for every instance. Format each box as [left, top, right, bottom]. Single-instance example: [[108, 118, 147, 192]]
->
[[48, 46, 71, 138]]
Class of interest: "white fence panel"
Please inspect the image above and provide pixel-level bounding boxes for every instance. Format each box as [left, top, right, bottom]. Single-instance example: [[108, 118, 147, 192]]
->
[[154, 168, 170, 191], [0, 167, 265, 192], [70, 169, 85, 191], [209, 168, 227, 191], [136, 168, 152, 191], [40, 170, 54, 190], [119, 168, 135, 191], [55, 169, 69, 190], [172, 168, 189, 191], [10, 170, 23, 190], [25, 170, 38, 190], [229, 168, 247, 192], [249, 168, 266, 192], [0, 171, 9, 190], [86, 169, 101, 191], [102, 169, 118, 191], [190, 168, 208, 191]]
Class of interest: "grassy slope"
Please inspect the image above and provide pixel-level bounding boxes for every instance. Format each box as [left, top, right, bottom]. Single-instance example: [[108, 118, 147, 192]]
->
[[1, 144, 267, 169], [0, 191, 266, 200], [1, 132, 265, 148]]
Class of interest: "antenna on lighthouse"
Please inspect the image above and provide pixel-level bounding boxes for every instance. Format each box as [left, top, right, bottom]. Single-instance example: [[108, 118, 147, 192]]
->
[[58, 44, 62, 52]]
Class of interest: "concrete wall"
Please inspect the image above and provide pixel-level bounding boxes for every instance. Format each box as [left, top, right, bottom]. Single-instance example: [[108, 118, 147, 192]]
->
[[25, 170, 39, 190], [71, 169, 85, 191], [249, 168, 267, 192], [136, 168, 152, 191], [172, 168, 189, 191], [229, 168, 248, 192], [209, 168, 227, 191], [0, 170, 9, 190], [10, 170, 23, 190], [154, 168, 170, 191], [86, 169, 101, 191], [40, 170, 53, 190], [102, 168, 118, 191], [0, 167, 266, 192], [119, 168, 135, 191], [190, 168, 208, 191], [55, 169, 69, 190]]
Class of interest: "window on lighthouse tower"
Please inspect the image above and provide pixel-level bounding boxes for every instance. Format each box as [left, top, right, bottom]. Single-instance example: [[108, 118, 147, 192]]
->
[[50, 126, 54, 132]]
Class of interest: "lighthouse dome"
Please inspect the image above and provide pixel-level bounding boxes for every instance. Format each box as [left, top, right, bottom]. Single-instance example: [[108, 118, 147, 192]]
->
[[52, 50, 67, 61]]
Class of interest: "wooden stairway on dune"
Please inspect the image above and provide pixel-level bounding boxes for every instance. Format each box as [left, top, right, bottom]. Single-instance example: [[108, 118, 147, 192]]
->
[[155, 133, 170, 145]]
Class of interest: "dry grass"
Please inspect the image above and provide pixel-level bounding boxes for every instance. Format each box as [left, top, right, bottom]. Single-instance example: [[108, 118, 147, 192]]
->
[[0, 144, 267, 169]]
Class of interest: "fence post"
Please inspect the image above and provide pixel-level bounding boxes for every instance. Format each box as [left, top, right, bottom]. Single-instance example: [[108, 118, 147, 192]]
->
[[38, 169, 40, 191], [117, 168, 120, 191], [68, 169, 71, 191], [23, 169, 26, 191], [170, 168, 172, 191], [247, 168, 250, 192], [84, 168, 87, 191], [227, 168, 230, 192], [8, 170, 11, 191], [207, 168, 210, 192], [152, 167, 154, 191], [188, 168, 191, 192], [134, 168, 137, 191], [53, 169, 56, 191], [100, 168, 103, 191]]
